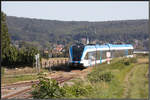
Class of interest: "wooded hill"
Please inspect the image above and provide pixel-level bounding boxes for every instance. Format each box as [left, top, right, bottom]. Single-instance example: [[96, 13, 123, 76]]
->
[[6, 16, 149, 50]]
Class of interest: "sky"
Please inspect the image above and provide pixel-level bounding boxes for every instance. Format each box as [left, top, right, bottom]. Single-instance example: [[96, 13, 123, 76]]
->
[[1, 1, 149, 22]]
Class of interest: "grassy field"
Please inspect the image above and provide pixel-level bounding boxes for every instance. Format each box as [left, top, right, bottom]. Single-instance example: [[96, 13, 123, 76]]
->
[[67, 56, 149, 99], [1, 67, 49, 85], [86, 56, 148, 99], [127, 62, 148, 98]]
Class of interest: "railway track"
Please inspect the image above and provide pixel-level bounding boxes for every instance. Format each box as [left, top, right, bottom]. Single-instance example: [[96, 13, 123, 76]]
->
[[1, 76, 74, 99]]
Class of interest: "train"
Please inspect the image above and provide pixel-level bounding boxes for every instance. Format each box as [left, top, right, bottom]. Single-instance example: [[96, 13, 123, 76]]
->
[[69, 43, 134, 67]]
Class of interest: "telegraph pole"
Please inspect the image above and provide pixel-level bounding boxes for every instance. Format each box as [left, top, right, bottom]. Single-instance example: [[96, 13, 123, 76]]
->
[[35, 53, 40, 73]]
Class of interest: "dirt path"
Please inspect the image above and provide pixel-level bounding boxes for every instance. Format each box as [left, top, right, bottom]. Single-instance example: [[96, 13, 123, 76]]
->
[[123, 64, 137, 98], [123, 57, 148, 98]]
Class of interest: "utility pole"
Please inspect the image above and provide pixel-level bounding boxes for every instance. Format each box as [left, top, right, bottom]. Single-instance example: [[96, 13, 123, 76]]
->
[[86, 32, 89, 45], [35, 55, 38, 72], [35, 53, 40, 73]]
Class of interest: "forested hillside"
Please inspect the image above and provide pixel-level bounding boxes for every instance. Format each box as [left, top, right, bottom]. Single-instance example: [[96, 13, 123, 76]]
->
[[6, 16, 149, 50]]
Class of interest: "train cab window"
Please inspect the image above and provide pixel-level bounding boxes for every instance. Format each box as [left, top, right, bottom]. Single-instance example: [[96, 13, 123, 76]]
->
[[72, 44, 84, 61]]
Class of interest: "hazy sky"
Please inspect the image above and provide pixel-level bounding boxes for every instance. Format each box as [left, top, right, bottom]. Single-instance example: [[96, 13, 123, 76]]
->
[[2, 1, 149, 21]]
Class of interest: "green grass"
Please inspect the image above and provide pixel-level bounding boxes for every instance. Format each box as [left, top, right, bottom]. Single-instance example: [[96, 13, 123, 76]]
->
[[80, 57, 148, 99], [127, 64, 148, 98], [84, 58, 136, 98]]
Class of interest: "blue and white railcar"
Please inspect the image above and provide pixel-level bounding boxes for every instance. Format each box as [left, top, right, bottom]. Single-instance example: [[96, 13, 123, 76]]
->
[[69, 43, 134, 68], [108, 44, 134, 58]]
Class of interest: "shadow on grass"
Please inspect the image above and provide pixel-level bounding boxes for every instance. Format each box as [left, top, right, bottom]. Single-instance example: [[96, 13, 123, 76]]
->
[[44, 63, 85, 72]]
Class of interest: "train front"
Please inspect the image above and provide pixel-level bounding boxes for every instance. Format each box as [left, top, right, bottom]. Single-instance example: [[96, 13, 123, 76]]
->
[[69, 43, 85, 67]]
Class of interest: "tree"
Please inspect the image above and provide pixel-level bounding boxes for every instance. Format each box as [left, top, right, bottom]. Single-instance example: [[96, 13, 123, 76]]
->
[[1, 12, 39, 68], [1, 12, 11, 63]]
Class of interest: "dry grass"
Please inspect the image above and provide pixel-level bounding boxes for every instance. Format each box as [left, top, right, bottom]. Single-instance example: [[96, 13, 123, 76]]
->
[[4, 67, 37, 76], [1, 67, 49, 85], [137, 57, 149, 64]]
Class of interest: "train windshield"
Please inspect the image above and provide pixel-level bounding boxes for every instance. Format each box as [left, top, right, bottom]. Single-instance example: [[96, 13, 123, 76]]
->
[[72, 44, 84, 61]]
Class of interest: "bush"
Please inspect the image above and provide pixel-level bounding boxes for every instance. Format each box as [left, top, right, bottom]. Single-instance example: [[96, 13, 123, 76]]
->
[[63, 82, 93, 98], [129, 57, 137, 63], [87, 71, 114, 83], [32, 73, 93, 99], [122, 57, 137, 66], [123, 59, 130, 65], [32, 75, 65, 99]]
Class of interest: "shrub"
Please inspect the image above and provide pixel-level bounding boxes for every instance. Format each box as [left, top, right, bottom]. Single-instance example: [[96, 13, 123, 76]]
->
[[63, 82, 93, 98], [123, 59, 130, 65], [129, 57, 137, 63], [31, 75, 65, 99], [87, 71, 114, 83], [122, 57, 137, 66], [32, 73, 93, 99]]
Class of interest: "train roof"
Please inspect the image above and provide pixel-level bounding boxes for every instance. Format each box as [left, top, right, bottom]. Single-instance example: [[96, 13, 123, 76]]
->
[[107, 44, 133, 47], [71, 43, 133, 50], [83, 44, 133, 51], [84, 44, 109, 51], [85, 44, 109, 48], [107, 44, 133, 50]]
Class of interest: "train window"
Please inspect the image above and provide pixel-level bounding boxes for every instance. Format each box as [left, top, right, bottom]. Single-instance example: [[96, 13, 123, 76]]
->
[[96, 51, 100, 60], [72, 45, 84, 61], [101, 51, 107, 59], [111, 50, 114, 58], [84, 51, 101, 60], [84, 52, 96, 61], [120, 50, 125, 57], [90, 51, 96, 61], [112, 50, 126, 57], [84, 53, 88, 60], [128, 49, 133, 55]]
